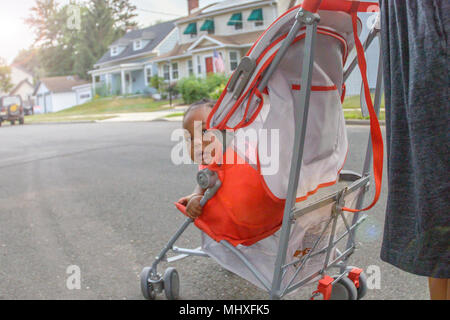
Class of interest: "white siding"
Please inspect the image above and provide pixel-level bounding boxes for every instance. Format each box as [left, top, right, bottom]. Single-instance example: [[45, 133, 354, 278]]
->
[[10, 66, 33, 87], [156, 29, 179, 55], [74, 85, 93, 105], [51, 92, 78, 112]]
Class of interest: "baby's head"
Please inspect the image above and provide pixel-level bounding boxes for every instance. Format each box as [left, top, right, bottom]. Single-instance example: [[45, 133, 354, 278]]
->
[[183, 99, 216, 164]]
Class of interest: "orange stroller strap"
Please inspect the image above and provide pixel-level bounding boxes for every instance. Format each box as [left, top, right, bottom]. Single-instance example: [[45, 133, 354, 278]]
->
[[343, 7, 383, 213]]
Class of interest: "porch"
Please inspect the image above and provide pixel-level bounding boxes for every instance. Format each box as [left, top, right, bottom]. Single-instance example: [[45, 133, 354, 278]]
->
[[89, 62, 157, 96]]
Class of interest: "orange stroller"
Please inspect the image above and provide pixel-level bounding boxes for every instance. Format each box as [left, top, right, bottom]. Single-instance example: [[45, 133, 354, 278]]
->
[[141, 0, 384, 300]]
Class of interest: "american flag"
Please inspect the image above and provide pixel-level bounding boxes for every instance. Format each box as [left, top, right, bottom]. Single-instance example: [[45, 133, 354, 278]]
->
[[213, 50, 225, 73]]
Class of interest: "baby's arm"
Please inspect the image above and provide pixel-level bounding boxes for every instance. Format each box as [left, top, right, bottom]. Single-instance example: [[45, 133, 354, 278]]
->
[[177, 185, 204, 206], [180, 185, 205, 219]]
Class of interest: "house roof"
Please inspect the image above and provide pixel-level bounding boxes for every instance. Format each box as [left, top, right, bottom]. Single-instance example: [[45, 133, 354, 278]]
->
[[208, 31, 264, 46], [34, 76, 89, 95], [95, 20, 176, 66], [151, 30, 264, 62], [202, 0, 264, 13], [10, 79, 34, 95], [177, 0, 275, 23]]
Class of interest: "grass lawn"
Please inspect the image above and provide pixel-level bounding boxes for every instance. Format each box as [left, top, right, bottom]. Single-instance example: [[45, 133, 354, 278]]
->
[[26, 96, 181, 123], [22, 94, 384, 124], [342, 94, 385, 120], [164, 112, 185, 118]]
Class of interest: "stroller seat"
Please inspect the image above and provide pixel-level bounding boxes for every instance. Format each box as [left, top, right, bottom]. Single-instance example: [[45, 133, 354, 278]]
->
[[177, 6, 363, 247]]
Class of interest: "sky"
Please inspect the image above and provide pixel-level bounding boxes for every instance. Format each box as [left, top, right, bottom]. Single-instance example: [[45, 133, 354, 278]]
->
[[0, 0, 218, 64]]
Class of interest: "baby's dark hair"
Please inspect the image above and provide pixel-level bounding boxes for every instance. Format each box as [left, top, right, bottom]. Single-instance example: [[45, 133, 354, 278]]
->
[[183, 98, 216, 121]]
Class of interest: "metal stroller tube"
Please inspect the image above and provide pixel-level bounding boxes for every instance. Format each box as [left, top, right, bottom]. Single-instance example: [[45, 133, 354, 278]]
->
[[197, 168, 222, 207]]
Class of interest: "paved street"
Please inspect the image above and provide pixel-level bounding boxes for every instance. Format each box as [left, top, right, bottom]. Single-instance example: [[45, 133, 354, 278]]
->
[[0, 122, 428, 300]]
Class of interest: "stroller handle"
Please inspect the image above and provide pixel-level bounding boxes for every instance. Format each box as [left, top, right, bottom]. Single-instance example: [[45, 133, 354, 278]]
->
[[301, 0, 322, 13], [197, 169, 222, 207]]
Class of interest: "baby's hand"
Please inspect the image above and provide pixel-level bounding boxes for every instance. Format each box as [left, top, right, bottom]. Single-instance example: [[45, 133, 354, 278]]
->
[[186, 195, 203, 219], [177, 193, 197, 206]]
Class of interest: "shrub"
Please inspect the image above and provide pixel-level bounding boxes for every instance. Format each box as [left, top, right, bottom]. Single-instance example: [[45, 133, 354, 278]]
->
[[150, 75, 165, 92], [205, 73, 228, 93], [210, 83, 226, 100], [177, 76, 210, 104], [177, 74, 228, 104]]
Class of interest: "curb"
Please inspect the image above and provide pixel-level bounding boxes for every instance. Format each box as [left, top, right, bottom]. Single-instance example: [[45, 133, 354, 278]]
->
[[20, 119, 385, 126], [24, 121, 96, 126]]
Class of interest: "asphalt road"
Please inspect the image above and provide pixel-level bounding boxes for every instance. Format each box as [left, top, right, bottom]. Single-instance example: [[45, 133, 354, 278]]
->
[[0, 122, 428, 300]]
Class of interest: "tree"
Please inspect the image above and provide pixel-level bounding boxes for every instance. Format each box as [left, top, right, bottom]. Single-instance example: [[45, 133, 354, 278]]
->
[[26, 0, 78, 76], [108, 0, 138, 32], [13, 48, 45, 81], [0, 58, 13, 94], [25, 0, 138, 79], [73, 0, 138, 79]]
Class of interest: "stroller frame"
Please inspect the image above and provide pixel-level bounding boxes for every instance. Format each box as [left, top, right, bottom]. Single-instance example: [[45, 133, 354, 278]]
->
[[141, 2, 383, 300]]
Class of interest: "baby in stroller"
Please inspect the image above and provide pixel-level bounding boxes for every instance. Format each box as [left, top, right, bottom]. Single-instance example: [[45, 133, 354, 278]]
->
[[177, 99, 215, 219], [141, 0, 383, 300]]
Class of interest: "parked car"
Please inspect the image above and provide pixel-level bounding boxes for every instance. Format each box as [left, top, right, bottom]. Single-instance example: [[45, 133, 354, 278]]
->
[[0, 95, 25, 126], [24, 104, 34, 116]]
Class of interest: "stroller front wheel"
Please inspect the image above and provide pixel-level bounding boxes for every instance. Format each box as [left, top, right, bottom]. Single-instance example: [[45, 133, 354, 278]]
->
[[140, 267, 157, 300], [163, 267, 180, 300], [329, 276, 358, 300], [346, 266, 368, 300]]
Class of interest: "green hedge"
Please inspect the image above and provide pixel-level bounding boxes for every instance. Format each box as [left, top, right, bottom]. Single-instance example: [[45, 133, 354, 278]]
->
[[177, 74, 228, 104]]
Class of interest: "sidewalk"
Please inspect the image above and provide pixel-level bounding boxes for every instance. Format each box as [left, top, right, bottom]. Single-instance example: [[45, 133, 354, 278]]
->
[[96, 106, 187, 123]]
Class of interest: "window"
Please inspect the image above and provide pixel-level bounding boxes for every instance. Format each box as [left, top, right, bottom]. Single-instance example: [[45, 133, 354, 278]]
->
[[229, 51, 239, 71], [188, 60, 194, 76], [227, 13, 243, 30], [172, 63, 179, 80], [145, 66, 152, 85], [134, 40, 143, 51], [183, 22, 197, 38], [80, 93, 91, 99], [197, 56, 202, 74], [200, 20, 215, 35], [163, 64, 170, 81], [111, 46, 119, 56], [248, 8, 264, 27]]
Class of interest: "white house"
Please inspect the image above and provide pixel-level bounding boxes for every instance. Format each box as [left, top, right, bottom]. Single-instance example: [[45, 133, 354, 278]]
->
[[72, 83, 93, 105], [151, 0, 282, 81], [151, 0, 379, 95], [89, 20, 178, 96], [0, 64, 34, 97], [10, 79, 35, 107], [34, 76, 91, 113]]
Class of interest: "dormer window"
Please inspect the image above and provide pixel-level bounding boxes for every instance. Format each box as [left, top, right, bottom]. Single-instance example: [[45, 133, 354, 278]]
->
[[227, 12, 243, 30], [248, 8, 264, 27], [200, 19, 215, 35], [111, 46, 119, 56], [183, 22, 197, 38], [134, 39, 143, 51]]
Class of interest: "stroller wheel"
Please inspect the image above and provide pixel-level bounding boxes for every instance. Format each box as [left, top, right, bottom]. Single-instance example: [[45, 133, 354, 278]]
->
[[163, 267, 180, 300], [346, 266, 368, 300], [329, 276, 358, 300], [140, 267, 157, 300]]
